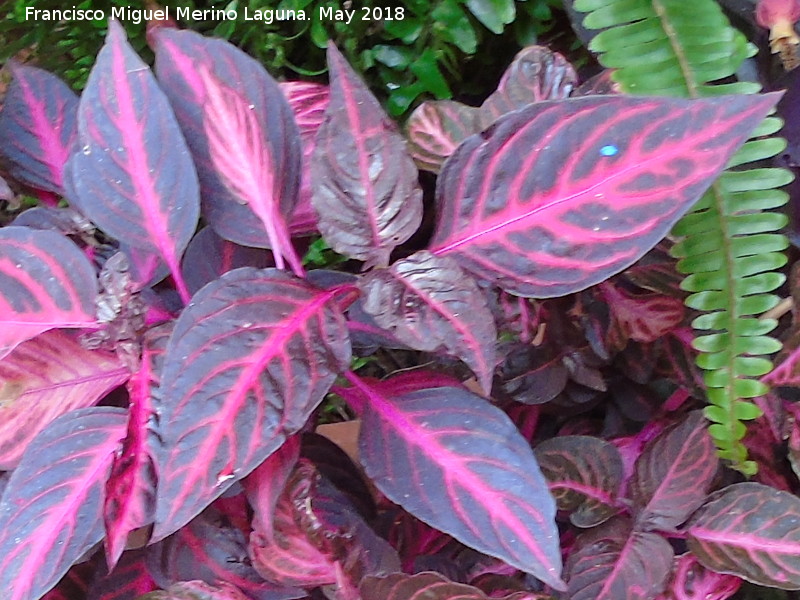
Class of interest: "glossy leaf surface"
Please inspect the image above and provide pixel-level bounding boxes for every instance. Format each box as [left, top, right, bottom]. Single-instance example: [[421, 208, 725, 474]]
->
[[0, 407, 127, 600], [0, 226, 97, 359], [430, 93, 780, 297], [152, 28, 301, 257], [68, 22, 199, 301], [0, 330, 128, 469], [631, 411, 718, 532], [351, 378, 564, 589], [153, 268, 352, 541], [566, 530, 673, 600], [361, 571, 545, 600], [0, 64, 77, 194], [534, 435, 623, 528], [687, 482, 800, 589], [359, 250, 496, 393], [311, 43, 422, 266], [105, 325, 172, 568]]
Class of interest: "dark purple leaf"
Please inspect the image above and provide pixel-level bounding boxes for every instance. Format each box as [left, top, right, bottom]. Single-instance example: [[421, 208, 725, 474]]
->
[[479, 45, 577, 127], [12, 206, 95, 241], [42, 561, 95, 600], [182, 227, 274, 296], [429, 93, 781, 297], [534, 436, 623, 528], [686, 482, 800, 589], [499, 343, 568, 405], [311, 43, 423, 267], [655, 554, 741, 600], [359, 250, 496, 393], [631, 411, 718, 532], [361, 571, 547, 600], [67, 21, 200, 303], [87, 549, 157, 600], [0, 330, 128, 469], [0, 63, 77, 194], [104, 325, 172, 569], [405, 101, 482, 174], [248, 460, 400, 590], [600, 282, 685, 349], [137, 581, 252, 600], [565, 530, 673, 600], [241, 434, 301, 544], [152, 28, 302, 265], [0, 407, 127, 600], [0, 225, 97, 359], [345, 376, 564, 590], [146, 507, 304, 600], [279, 81, 329, 236], [153, 268, 352, 542]]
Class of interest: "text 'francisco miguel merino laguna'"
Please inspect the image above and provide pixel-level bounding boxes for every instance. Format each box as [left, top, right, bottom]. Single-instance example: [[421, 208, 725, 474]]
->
[[25, 6, 316, 25]]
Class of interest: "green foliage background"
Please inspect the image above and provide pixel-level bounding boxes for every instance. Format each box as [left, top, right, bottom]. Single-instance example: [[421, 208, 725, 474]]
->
[[1, 0, 563, 115]]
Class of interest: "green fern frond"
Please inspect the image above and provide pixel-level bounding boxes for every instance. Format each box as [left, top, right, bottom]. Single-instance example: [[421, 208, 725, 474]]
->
[[572, 0, 792, 474]]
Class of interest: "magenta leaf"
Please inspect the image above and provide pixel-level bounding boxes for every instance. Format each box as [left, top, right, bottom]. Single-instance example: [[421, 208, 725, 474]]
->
[[0, 407, 127, 600], [248, 460, 400, 590], [429, 93, 781, 297], [405, 101, 482, 174], [182, 227, 273, 296], [279, 81, 330, 236], [600, 282, 686, 350], [686, 482, 800, 589], [359, 250, 497, 393], [479, 46, 577, 127], [0, 225, 97, 359], [0, 330, 129, 469], [104, 325, 172, 569], [311, 43, 423, 267], [146, 507, 305, 600], [361, 571, 547, 600], [630, 411, 718, 532], [67, 21, 199, 303], [565, 530, 673, 600], [87, 550, 158, 600], [153, 268, 352, 542], [152, 29, 301, 262], [656, 554, 741, 600], [0, 63, 78, 194], [533, 435, 624, 528], [241, 434, 301, 544], [349, 376, 564, 590]]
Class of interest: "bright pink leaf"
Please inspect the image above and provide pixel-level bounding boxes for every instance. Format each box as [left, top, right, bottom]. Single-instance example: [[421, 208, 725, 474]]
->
[[0, 63, 77, 194], [687, 482, 800, 589], [67, 21, 200, 303], [152, 28, 302, 260], [104, 324, 172, 569], [429, 93, 781, 297], [0, 330, 128, 469], [359, 250, 497, 393], [0, 226, 97, 359], [346, 375, 564, 590], [0, 407, 127, 600], [152, 268, 352, 542], [311, 43, 423, 267]]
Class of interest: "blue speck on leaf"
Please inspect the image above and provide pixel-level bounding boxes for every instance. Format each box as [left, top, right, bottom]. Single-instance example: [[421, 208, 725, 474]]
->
[[600, 145, 618, 156]]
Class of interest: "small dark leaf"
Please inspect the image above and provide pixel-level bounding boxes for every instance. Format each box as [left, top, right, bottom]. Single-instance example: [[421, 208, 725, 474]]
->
[[631, 411, 718, 532], [359, 250, 496, 393], [406, 101, 482, 173], [311, 43, 422, 266], [534, 436, 623, 528], [361, 571, 546, 600], [136, 581, 251, 600], [687, 482, 800, 590], [87, 549, 158, 600]]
